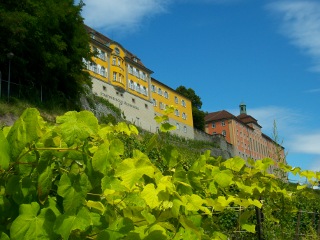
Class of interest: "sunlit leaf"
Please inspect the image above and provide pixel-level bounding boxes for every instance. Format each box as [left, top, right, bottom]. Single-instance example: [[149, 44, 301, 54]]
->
[[141, 183, 159, 209], [0, 131, 10, 170], [56, 111, 98, 146], [54, 207, 91, 240], [115, 150, 154, 189], [7, 108, 45, 159], [223, 157, 246, 172], [241, 223, 256, 233], [86, 200, 105, 215]]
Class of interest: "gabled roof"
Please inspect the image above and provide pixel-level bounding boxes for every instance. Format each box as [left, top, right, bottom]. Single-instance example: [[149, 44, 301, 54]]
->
[[237, 113, 261, 128], [205, 110, 259, 130], [84, 25, 151, 71], [204, 110, 235, 122]]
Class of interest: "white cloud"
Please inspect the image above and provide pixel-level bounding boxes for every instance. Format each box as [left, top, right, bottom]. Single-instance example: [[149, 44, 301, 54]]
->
[[178, 0, 244, 3], [288, 132, 320, 155], [229, 106, 301, 138], [309, 157, 320, 171], [305, 88, 320, 93], [268, 0, 320, 72], [81, 0, 171, 33]]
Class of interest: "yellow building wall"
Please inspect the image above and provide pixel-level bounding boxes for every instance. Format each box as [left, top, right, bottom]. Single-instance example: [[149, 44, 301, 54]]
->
[[151, 80, 193, 128], [87, 43, 110, 83], [87, 42, 151, 102], [126, 59, 151, 101], [109, 44, 126, 90]]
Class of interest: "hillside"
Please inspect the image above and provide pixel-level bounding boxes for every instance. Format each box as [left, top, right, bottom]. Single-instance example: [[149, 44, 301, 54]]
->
[[0, 93, 231, 165]]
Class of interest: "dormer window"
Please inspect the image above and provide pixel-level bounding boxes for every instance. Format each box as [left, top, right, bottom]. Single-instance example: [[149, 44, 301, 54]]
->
[[133, 57, 137, 62], [115, 47, 120, 55]]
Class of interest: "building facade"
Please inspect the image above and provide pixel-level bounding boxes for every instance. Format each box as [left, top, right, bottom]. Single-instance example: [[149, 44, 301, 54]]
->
[[204, 103, 286, 168], [84, 25, 194, 138], [151, 78, 194, 139]]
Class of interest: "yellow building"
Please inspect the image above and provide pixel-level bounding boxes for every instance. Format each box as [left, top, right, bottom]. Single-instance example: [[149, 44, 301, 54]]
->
[[84, 25, 194, 139], [151, 78, 194, 139]]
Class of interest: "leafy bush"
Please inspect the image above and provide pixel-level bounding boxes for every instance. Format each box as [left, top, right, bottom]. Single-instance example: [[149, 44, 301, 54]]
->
[[0, 108, 320, 239]]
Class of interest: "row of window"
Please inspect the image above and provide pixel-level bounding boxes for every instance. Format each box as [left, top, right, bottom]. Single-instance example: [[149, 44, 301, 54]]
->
[[211, 120, 225, 128], [92, 46, 107, 61], [128, 80, 148, 96], [176, 123, 188, 133], [91, 46, 147, 82], [86, 61, 107, 77], [151, 85, 187, 107], [212, 130, 226, 137], [152, 99, 187, 120], [113, 72, 124, 84], [112, 56, 124, 68], [128, 65, 147, 81]]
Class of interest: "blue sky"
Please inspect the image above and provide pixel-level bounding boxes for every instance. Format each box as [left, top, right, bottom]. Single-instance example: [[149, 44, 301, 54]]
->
[[81, 0, 320, 181]]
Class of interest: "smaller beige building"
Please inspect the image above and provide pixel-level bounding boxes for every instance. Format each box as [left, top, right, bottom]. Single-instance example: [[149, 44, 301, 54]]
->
[[205, 103, 286, 169]]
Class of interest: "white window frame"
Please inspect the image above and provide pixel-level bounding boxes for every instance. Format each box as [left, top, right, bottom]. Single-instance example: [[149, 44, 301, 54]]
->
[[100, 67, 106, 77], [129, 80, 134, 89], [152, 99, 157, 106], [183, 126, 187, 133]]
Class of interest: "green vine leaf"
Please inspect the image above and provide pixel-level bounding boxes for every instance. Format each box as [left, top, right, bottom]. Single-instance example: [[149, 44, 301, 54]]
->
[[141, 183, 159, 209], [212, 231, 228, 240], [38, 166, 53, 204], [160, 122, 176, 133], [241, 223, 256, 233], [222, 157, 246, 172], [6, 108, 45, 160], [86, 200, 105, 215], [55, 111, 99, 146], [92, 141, 111, 173], [213, 170, 233, 188], [57, 173, 91, 213], [0, 131, 10, 170], [115, 150, 155, 189], [0, 232, 10, 240], [53, 207, 92, 240], [10, 202, 58, 240], [97, 217, 134, 240]]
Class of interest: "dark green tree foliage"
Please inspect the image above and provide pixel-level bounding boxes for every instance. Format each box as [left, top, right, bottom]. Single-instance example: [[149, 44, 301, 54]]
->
[[176, 86, 206, 130], [0, 0, 91, 106]]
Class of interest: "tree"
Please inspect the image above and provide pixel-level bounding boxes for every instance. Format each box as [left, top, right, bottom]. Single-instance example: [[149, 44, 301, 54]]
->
[[176, 86, 202, 109], [0, 0, 91, 107], [176, 85, 206, 130]]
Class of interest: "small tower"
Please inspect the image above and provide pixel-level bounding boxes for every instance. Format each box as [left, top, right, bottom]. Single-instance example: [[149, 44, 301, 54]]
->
[[239, 102, 247, 115]]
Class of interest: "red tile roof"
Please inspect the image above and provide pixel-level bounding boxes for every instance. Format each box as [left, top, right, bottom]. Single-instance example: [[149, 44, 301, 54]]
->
[[205, 110, 262, 129], [84, 25, 147, 68], [237, 113, 261, 127], [204, 110, 235, 122]]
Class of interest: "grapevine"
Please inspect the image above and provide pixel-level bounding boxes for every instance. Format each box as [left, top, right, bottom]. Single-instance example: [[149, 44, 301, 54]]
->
[[0, 108, 319, 239]]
